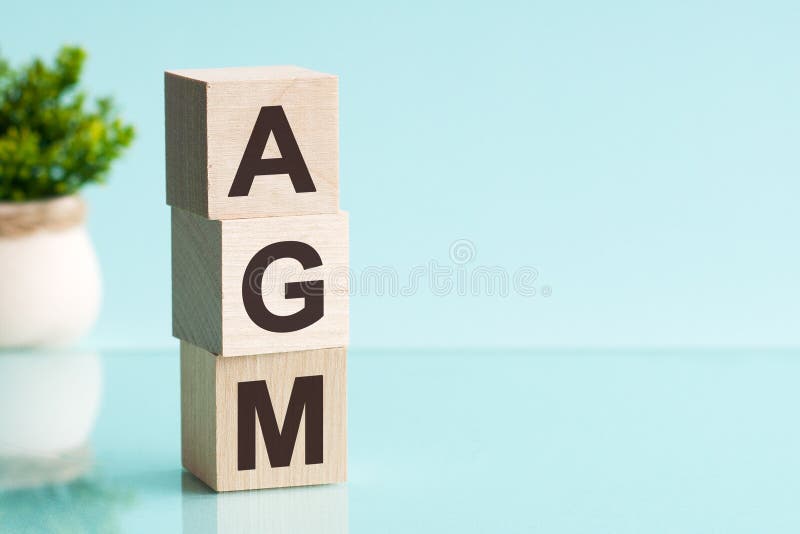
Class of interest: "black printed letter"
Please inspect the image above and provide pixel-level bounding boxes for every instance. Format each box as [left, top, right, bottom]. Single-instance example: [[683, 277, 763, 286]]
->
[[228, 106, 316, 197], [238, 376, 323, 470], [242, 241, 324, 333]]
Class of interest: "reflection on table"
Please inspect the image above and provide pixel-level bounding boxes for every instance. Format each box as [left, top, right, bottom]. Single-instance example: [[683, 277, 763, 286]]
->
[[182, 473, 348, 534]]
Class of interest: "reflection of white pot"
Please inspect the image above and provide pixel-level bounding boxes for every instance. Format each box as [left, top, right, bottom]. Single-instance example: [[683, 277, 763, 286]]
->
[[0, 349, 102, 456], [0, 195, 101, 348]]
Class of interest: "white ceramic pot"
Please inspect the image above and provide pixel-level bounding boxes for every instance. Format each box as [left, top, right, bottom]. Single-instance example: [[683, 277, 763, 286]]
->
[[0, 349, 102, 458], [0, 196, 101, 348]]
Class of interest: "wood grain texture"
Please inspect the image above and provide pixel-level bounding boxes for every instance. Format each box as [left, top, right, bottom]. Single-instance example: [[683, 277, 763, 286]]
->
[[171, 208, 349, 357], [164, 66, 338, 220], [181, 339, 217, 486], [165, 73, 207, 217], [172, 207, 222, 353], [181, 341, 347, 492]]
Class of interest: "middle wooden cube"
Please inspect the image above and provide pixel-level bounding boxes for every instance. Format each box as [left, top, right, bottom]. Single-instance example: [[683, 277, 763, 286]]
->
[[172, 208, 349, 357]]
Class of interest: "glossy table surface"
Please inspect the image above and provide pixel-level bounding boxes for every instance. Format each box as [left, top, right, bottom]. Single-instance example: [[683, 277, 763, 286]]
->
[[1, 348, 799, 533]]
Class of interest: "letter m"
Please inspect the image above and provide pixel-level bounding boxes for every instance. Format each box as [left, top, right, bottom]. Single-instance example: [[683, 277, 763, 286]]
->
[[237, 375, 323, 470]]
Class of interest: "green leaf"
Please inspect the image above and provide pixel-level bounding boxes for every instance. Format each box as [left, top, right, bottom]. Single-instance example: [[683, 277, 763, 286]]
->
[[0, 45, 135, 201]]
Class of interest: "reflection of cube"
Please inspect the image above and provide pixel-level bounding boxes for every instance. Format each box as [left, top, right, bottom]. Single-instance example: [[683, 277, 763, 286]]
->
[[181, 341, 347, 492], [182, 473, 348, 533], [171, 208, 349, 357], [165, 66, 338, 220]]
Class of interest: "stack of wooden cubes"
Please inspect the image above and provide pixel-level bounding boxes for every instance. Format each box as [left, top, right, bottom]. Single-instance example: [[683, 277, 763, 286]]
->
[[165, 66, 348, 492]]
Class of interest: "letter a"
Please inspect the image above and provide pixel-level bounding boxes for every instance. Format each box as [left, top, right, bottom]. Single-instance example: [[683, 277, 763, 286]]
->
[[228, 106, 316, 197]]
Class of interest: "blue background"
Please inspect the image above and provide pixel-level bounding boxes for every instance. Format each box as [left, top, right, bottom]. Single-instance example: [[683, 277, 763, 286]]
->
[[2, 0, 798, 350]]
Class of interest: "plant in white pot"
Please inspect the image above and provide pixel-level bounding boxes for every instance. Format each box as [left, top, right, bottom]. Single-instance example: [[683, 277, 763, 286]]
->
[[0, 47, 133, 478], [0, 46, 134, 347]]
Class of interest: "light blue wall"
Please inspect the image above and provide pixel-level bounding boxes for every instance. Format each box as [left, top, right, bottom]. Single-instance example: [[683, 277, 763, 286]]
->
[[3, 0, 798, 349]]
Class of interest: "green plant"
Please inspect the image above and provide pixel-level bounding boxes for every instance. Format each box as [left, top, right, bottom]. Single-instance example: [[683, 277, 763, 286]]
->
[[0, 45, 135, 201]]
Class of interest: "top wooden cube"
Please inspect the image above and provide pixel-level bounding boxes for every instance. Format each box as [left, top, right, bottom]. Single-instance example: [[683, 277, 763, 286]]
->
[[165, 66, 338, 220]]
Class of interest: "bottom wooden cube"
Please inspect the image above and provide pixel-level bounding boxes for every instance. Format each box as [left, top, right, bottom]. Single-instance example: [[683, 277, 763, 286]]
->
[[181, 341, 347, 491]]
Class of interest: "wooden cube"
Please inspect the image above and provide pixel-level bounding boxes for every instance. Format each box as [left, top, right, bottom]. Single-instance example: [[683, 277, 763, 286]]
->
[[165, 66, 338, 220], [181, 341, 347, 492], [172, 208, 348, 357]]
